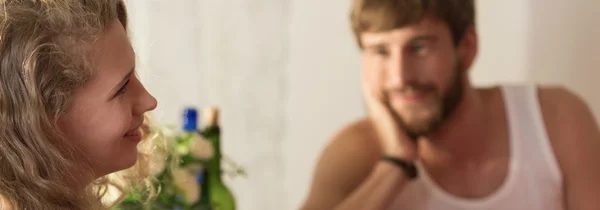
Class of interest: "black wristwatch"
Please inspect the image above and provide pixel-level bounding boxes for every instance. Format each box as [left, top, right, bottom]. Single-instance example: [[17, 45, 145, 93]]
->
[[381, 155, 418, 179]]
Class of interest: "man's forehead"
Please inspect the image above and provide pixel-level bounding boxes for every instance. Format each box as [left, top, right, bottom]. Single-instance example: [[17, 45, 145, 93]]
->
[[360, 17, 449, 46]]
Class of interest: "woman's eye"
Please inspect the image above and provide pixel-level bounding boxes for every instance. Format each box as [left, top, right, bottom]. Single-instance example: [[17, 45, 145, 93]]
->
[[116, 79, 130, 96]]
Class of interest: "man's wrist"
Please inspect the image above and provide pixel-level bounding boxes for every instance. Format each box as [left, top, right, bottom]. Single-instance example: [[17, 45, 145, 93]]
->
[[380, 155, 418, 180], [383, 147, 417, 162]]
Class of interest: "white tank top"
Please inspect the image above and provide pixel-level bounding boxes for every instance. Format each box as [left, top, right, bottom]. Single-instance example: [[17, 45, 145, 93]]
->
[[388, 84, 564, 210]]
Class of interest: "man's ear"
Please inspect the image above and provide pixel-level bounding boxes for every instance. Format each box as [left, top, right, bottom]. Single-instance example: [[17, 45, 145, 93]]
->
[[458, 26, 478, 71]]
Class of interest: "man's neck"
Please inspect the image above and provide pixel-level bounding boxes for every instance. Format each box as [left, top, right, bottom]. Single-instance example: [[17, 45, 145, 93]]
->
[[419, 84, 494, 167]]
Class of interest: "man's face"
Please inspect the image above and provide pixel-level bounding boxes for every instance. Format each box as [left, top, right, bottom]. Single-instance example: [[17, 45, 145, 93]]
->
[[360, 17, 469, 138]]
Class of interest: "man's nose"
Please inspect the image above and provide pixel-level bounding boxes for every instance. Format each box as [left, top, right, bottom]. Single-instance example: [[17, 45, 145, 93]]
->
[[385, 52, 416, 89]]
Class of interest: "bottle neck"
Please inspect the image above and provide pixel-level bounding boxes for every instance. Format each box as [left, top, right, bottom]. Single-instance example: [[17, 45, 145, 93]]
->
[[203, 126, 222, 183], [207, 160, 222, 183]]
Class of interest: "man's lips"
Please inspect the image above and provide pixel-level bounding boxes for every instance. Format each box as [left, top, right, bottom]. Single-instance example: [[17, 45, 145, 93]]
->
[[390, 91, 430, 103]]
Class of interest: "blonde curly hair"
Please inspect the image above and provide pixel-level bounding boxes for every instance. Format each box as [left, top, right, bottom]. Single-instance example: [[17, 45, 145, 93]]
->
[[0, 0, 164, 209]]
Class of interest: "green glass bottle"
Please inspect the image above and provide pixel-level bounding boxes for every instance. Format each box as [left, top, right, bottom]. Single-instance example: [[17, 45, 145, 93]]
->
[[190, 169, 212, 210], [200, 107, 236, 210]]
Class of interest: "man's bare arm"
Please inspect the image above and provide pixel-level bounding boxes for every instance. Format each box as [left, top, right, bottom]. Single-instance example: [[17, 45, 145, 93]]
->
[[300, 120, 413, 210], [539, 87, 600, 210]]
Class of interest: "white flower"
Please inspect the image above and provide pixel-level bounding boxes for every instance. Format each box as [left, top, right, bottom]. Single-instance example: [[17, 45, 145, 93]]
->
[[189, 134, 215, 160], [171, 168, 200, 204]]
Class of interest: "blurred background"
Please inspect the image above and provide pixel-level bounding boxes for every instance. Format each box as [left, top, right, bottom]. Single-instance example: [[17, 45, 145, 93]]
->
[[124, 0, 600, 210]]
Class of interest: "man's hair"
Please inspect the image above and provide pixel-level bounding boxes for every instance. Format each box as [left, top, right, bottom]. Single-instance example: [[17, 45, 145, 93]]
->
[[350, 0, 475, 48]]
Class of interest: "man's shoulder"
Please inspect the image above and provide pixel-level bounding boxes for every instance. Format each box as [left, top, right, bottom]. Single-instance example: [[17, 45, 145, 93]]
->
[[304, 117, 382, 203], [536, 85, 590, 126], [329, 118, 380, 149], [534, 87, 600, 207], [321, 117, 382, 164], [536, 85, 581, 101], [532, 85, 593, 148], [535, 84, 600, 175], [334, 118, 377, 139], [478, 83, 592, 154]]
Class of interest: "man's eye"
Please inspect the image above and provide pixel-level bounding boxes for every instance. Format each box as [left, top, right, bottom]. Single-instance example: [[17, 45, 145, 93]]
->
[[409, 44, 428, 55], [375, 47, 389, 56]]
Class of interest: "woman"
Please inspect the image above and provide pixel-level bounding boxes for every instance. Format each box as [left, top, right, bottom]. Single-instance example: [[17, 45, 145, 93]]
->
[[0, 0, 162, 209]]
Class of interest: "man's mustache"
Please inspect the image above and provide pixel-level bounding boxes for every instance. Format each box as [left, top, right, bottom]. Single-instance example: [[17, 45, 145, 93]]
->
[[387, 82, 437, 96]]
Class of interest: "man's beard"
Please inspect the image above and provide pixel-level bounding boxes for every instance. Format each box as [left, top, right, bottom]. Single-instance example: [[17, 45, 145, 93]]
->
[[384, 65, 464, 140]]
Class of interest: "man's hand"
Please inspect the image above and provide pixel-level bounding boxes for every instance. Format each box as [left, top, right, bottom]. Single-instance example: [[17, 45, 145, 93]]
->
[[361, 70, 418, 161], [300, 67, 420, 210]]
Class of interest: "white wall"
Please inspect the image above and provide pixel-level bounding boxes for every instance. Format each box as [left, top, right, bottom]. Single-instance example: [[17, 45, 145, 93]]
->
[[127, 1, 289, 210], [469, 0, 530, 86], [282, 0, 363, 209], [126, 1, 600, 210]]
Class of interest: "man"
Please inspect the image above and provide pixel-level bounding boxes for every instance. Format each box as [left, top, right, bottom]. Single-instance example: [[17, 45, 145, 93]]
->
[[300, 0, 600, 210]]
